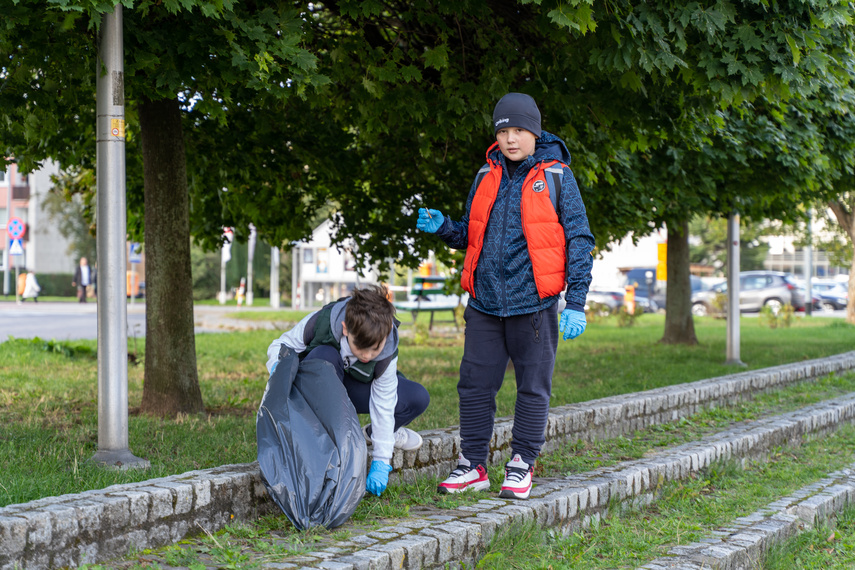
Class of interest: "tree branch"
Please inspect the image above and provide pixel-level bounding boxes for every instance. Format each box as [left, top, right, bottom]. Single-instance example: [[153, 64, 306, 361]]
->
[[828, 197, 855, 241]]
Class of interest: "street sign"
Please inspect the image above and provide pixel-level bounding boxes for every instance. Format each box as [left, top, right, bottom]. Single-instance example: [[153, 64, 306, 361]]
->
[[6, 217, 24, 240], [129, 242, 142, 264], [9, 239, 23, 256]]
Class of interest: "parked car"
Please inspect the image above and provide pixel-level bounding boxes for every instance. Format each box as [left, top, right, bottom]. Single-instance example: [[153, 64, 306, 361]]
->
[[623, 267, 703, 311], [812, 280, 849, 311], [691, 271, 805, 315], [797, 287, 823, 312], [584, 288, 658, 316], [585, 289, 624, 315], [691, 281, 727, 316]]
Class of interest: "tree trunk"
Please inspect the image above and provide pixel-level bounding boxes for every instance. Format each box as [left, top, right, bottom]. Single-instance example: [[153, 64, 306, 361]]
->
[[138, 96, 205, 416], [828, 198, 855, 325], [848, 248, 855, 326], [660, 219, 698, 345]]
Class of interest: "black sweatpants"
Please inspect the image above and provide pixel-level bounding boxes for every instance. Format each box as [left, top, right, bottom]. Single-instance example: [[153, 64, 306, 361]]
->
[[458, 303, 559, 467]]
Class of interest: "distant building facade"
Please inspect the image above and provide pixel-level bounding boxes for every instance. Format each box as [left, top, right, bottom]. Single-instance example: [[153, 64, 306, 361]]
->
[[290, 219, 381, 309], [1, 161, 76, 294]]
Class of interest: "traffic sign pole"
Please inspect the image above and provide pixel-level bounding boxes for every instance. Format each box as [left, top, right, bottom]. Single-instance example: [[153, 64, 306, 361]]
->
[[2, 182, 10, 296]]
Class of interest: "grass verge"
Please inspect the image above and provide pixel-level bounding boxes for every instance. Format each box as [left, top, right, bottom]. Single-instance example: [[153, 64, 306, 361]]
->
[[0, 315, 853, 508]]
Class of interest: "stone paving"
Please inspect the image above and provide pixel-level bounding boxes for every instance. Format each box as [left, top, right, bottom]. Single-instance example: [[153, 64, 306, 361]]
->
[[2, 352, 855, 569]]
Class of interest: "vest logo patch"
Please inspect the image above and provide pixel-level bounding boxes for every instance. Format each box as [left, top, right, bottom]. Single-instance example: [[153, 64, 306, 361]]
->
[[532, 180, 546, 193]]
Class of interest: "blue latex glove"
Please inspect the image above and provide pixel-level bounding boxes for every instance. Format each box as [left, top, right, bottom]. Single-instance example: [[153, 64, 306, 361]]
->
[[416, 208, 444, 233], [366, 460, 393, 496], [559, 309, 587, 341]]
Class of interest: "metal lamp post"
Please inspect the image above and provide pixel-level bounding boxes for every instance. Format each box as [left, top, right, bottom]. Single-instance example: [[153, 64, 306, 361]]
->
[[90, 5, 148, 470]]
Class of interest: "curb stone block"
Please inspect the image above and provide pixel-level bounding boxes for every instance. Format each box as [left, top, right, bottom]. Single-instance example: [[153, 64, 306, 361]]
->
[[421, 528, 454, 564], [359, 547, 394, 570]]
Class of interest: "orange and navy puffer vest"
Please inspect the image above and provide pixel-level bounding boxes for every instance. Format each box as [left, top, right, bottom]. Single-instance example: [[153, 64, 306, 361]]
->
[[434, 131, 595, 317], [461, 141, 566, 300]]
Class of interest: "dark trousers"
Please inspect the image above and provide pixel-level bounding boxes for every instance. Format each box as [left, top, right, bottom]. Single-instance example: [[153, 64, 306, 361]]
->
[[77, 286, 88, 302], [303, 344, 429, 431], [458, 303, 558, 467]]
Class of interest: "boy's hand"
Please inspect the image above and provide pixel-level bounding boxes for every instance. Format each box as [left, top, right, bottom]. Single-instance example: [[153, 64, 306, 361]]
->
[[416, 208, 444, 233], [366, 460, 393, 496], [559, 309, 587, 340]]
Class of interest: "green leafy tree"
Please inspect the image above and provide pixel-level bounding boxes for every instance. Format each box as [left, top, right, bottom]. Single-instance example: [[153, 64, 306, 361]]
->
[[794, 60, 855, 323], [1, 1, 326, 416], [689, 216, 770, 273], [301, 0, 853, 349], [4, 0, 854, 410]]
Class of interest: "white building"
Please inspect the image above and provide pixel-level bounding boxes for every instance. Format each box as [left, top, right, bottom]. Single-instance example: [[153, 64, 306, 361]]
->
[[590, 229, 668, 291], [1, 160, 75, 294], [290, 219, 381, 309]]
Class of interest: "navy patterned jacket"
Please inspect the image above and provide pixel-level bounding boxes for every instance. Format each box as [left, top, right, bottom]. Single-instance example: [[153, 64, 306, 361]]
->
[[435, 131, 595, 317]]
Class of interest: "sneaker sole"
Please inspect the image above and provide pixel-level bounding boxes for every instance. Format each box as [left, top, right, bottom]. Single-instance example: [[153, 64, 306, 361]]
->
[[398, 433, 423, 452], [498, 486, 531, 500], [437, 479, 490, 494]]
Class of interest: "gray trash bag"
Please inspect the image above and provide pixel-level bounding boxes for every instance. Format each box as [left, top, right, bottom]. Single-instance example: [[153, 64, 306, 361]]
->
[[257, 347, 367, 530]]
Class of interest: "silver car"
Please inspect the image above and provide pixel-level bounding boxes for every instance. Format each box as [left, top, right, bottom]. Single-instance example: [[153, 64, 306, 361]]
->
[[691, 271, 805, 315]]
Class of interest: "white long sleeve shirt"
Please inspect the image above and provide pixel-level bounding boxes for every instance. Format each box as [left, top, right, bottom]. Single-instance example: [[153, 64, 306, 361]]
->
[[266, 311, 398, 464]]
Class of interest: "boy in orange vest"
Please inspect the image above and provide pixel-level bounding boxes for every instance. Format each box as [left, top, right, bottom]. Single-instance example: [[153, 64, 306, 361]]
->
[[417, 93, 595, 499]]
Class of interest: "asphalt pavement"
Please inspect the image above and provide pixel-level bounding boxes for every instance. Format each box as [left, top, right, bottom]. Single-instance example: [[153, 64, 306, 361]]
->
[[0, 300, 281, 343]]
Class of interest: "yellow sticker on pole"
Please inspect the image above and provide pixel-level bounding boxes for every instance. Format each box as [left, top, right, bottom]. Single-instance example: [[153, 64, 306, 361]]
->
[[110, 119, 125, 138], [657, 242, 667, 281]]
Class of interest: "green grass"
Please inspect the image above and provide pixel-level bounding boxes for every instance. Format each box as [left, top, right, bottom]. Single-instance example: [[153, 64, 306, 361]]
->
[[0, 314, 853, 508], [2, 295, 80, 303], [475, 426, 855, 569], [766, 505, 855, 569], [228, 309, 312, 322]]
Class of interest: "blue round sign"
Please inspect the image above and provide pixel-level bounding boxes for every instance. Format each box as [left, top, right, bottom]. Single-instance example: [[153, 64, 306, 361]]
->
[[7, 217, 24, 240]]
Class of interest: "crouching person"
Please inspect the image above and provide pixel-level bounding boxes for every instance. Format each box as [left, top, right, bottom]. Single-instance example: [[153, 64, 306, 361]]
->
[[266, 284, 430, 497]]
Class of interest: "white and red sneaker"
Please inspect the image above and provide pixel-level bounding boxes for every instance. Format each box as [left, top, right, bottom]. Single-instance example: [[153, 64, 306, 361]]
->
[[499, 454, 533, 499], [437, 454, 490, 494]]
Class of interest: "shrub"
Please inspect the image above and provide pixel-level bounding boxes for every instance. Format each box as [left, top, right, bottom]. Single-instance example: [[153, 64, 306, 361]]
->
[[711, 292, 728, 319], [759, 303, 794, 329], [585, 302, 613, 323], [35, 273, 75, 297], [616, 303, 645, 327]]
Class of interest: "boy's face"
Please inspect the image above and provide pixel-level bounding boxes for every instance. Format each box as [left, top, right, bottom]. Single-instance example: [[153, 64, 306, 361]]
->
[[496, 127, 537, 161], [341, 322, 387, 363]]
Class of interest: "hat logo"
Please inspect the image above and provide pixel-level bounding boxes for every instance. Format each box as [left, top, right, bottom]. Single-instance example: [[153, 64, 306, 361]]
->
[[495, 118, 509, 127], [533, 180, 546, 193]]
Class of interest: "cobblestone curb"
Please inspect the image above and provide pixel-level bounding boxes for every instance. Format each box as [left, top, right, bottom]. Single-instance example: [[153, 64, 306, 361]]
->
[[396, 351, 855, 481], [2, 352, 854, 569], [172, 393, 855, 569], [641, 463, 855, 569]]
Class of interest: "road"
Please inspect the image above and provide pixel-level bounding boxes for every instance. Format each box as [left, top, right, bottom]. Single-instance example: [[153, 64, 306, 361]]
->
[[0, 301, 269, 343], [0, 300, 845, 344]]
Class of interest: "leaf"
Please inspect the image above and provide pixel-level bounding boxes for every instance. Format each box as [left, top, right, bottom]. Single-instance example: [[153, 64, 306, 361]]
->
[[423, 45, 449, 70], [547, 8, 580, 31], [786, 34, 801, 67]]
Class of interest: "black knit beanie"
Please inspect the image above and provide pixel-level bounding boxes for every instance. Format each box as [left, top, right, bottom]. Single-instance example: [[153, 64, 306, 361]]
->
[[492, 93, 541, 137]]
